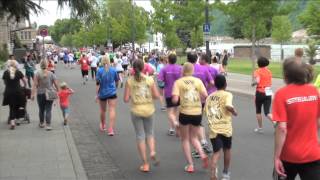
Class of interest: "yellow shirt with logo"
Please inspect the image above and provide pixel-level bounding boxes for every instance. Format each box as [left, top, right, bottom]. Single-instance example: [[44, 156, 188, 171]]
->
[[172, 76, 207, 115], [127, 75, 155, 117], [204, 90, 234, 138]]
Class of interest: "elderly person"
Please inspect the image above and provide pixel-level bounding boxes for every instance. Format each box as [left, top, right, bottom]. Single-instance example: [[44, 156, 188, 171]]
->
[[31, 60, 59, 131], [273, 58, 320, 180], [2, 60, 27, 129]]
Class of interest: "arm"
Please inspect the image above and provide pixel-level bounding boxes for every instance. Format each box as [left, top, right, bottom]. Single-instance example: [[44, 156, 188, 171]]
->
[[226, 106, 237, 116], [274, 122, 287, 177], [53, 79, 59, 91], [252, 73, 260, 87], [123, 81, 130, 103], [151, 83, 160, 99], [31, 75, 38, 100], [172, 81, 179, 104]]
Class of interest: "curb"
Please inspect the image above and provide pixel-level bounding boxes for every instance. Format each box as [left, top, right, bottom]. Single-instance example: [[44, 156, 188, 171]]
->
[[63, 123, 88, 180]]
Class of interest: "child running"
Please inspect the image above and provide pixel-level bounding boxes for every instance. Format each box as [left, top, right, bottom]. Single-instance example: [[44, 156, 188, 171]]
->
[[172, 62, 209, 173], [124, 59, 160, 172], [58, 82, 74, 126], [204, 75, 237, 180]]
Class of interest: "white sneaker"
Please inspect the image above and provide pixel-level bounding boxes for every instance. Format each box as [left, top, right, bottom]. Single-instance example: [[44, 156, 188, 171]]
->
[[221, 171, 231, 180], [254, 128, 263, 134], [46, 125, 52, 131]]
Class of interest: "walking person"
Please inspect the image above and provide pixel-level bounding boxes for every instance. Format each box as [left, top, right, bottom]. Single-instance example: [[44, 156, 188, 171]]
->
[[222, 50, 229, 75], [121, 53, 130, 77], [114, 54, 124, 88], [24, 55, 35, 88], [47, 57, 55, 74], [90, 52, 99, 80], [79, 54, 90, 85], [172, 62, 209, 173], [2, 60, 27, 129], [251, 57, 274, 133], [273, 58, 320, 180], [156, 55, 167, 111], [200, 54, 218, 95], [96, 55, 119, 135], [204, 75, 238, 180], [124, 59, 160, 172], [58, 82, 74, 126], [158, 54, 182, 136], [211, 56, 224, 74], [31, 60, 59, 131]]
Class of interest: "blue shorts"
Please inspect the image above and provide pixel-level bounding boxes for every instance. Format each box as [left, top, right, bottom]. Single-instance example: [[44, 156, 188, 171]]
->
[[60, 106, 70, 117]]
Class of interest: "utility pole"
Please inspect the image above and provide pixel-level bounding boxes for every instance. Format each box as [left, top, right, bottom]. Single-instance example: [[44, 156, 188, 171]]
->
[[205, 0, 210, 57], [130, 0, 136, 52]]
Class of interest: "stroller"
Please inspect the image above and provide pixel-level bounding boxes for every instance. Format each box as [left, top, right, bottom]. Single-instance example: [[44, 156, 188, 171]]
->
[[7, 87, 31, 125]]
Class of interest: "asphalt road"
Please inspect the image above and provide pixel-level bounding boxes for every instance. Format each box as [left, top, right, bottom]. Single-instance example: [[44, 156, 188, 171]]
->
[[56, 64, 276, 180]]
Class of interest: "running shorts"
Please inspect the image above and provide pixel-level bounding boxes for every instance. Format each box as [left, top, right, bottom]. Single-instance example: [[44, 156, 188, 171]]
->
[[179, 113, 202, 126], [255, 91, 272, 116], [210, 134, 232, 153]]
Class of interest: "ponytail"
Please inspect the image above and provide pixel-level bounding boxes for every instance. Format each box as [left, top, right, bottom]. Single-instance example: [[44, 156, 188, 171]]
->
[[133, 60, 144, 82]]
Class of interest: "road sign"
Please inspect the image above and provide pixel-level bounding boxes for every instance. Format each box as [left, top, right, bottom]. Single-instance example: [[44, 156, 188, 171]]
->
[[203, 23, 211, 34], [39, 28, 48, 37]]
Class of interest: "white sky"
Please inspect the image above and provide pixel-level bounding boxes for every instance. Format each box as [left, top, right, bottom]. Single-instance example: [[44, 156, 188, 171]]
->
[[30, 0, 153, 26]]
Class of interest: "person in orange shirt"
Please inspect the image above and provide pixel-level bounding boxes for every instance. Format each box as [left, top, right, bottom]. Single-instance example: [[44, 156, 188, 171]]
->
[[251, 57, 274, 133], [58, 82, 74, 126]]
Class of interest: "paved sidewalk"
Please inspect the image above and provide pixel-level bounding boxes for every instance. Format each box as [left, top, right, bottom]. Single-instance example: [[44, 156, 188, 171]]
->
[[226, 72, 285, 97], [0, 89, 87, 180]]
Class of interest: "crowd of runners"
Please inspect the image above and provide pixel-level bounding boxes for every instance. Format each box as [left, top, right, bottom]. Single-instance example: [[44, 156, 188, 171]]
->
[[1, 47, 319, 180]]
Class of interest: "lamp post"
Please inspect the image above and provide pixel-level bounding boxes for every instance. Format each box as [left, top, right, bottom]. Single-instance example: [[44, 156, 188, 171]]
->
[[205, 0, 210, 57]]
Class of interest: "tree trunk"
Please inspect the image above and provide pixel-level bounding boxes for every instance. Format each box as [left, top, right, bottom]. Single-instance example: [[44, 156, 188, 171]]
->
[[280, 42, 284, 61]]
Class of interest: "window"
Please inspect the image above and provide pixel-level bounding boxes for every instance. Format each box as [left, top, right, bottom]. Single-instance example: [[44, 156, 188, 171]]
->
[[20, 32, 24, 40], [28, 31, 31, 39]]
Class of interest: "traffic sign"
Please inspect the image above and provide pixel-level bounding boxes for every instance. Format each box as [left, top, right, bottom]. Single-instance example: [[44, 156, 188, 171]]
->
[[39, 28, 48, 37], [203, 23, 211, 34]]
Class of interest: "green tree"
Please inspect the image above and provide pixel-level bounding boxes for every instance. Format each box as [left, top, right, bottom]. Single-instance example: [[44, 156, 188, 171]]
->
[[271, 15, 292, 60], [60, 33, 73, 47], [305, 40, 318, 65], [49, 18, 82, 43], [299, 0, 320, 37], [0, 44, 9, 64]]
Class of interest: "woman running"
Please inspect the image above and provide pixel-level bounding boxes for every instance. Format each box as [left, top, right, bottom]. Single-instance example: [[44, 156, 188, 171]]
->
[[156, 55, 167, 111], [79, 54, 90, 85], [96, 55, 119, 136], [252, 57, 274, 133], [172, 62, 209, 173], [90, 52, 99, 80], [121, 53, 130, 77], [158, 54, 182, 136], [211, 56, 224, 74], [124, 59, 160, 172]]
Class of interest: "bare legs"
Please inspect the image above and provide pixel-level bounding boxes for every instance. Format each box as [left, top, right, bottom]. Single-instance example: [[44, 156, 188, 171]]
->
[[99, 98, 117, 132], [167, 107, 178, 134], [210, 149, 231, 180]]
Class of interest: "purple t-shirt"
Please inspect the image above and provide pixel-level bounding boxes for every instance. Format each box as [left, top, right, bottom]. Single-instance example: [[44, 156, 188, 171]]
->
[[158, 64, 182, 98], [206, 65, 218, 94], [193, 64, 213, 88]]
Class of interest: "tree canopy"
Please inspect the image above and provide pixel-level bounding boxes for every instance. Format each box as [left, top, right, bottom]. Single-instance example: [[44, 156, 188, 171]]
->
[[299, 0, 320, 37]]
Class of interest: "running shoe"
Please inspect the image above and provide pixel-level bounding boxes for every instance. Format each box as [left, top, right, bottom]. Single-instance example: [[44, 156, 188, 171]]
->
[[254, 128, 264, 134], [167, 129, 175, 136], [46, 125, 52, 131], [221, 171, 231, 180], [39, 123, 45, 128], [184, 165, 194, 173], [202, 143, 213, 154], [139, 164, 150, 172], [191, 151, 200, 158], [108, 128, 114, 136]]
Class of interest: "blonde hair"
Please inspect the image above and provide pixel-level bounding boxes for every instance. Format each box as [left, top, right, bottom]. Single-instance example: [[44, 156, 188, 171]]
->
[[7, 60, 18, 79], [39, 59, 48, 78], [60, 82, 68, 89], [182, 62, 194, 76], [101, 55, 111, 71]]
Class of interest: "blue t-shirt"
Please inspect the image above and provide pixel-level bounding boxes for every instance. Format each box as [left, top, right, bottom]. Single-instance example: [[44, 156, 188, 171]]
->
[[96, 67, 119, 98]]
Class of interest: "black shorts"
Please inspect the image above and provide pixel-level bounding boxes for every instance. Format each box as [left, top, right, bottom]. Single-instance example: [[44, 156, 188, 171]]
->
[[210, 134, 232, 153], [122, 65, 128, 71], [255, 91, 272, 116], [99, 94, 117, 101], [276, 160, 320, 180], [179, 113, 202, 126], [165, 97, 179, 108], [81, 70, 89, 77]]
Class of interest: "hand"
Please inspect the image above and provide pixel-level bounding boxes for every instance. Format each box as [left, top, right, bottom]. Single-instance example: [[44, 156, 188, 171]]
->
[[233, 110, 238, 116], [95, 96, 99, 103], [274, 158, 286, 178]]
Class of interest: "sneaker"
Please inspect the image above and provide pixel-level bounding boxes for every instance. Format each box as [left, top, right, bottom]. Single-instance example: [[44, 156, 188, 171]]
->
[[191, 151, 200, 158], [221, 171, 231, 180], [167, 129, 175, 136], [184, 164, 194, 173], [254, 128, 264, 134], [46, 125, 52, 131], [39, 123, 45, 128], [202, 143, 213, 154], [108, 128, 114, 136]]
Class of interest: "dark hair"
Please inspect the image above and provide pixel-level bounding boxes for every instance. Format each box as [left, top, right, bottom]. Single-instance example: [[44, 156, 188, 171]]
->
[[100, 51, 105, 55], [257, 57, 269, 68], [187, 52, 197, 63], [212, 56, 218, 63], [133, 60, 144, 82], [214, 74, 227, 90], [9, 54, 14, 59], [283, 58, 314, 85], [82, 54, 85, 57], [168, 54, 177, 64], [201, 54, 211, 64], [123, 53, 126, 56]]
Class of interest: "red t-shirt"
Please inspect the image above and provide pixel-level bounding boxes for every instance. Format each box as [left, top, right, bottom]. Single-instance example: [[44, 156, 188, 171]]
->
[[130, 63, 154, 76], [79, 57, 90, 71], [58, 89, 73, 108], [272, 84, 320, 163], [254, 67, 272, 93]]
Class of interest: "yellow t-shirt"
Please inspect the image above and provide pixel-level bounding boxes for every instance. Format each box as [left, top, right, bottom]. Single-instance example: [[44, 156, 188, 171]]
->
[[127, 75, 155, 117], [204, 90, 234, 138], [172, 76, 207, 115]]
